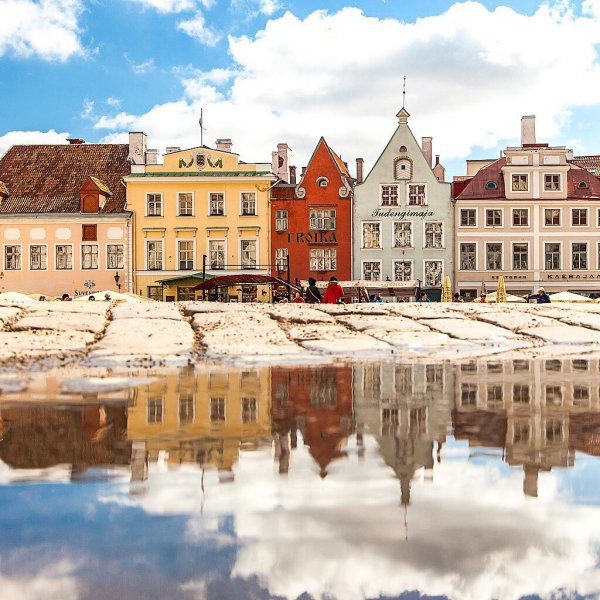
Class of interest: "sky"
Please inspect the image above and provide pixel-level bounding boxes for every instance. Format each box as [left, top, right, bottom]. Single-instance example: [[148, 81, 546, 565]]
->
[[1, 0, 600, 179]]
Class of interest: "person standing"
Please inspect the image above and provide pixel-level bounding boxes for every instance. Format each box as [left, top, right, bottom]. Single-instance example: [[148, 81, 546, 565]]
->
[[305, 277, 322, 304], [322, 277, 344, 304], [528, 287, 551, 303]]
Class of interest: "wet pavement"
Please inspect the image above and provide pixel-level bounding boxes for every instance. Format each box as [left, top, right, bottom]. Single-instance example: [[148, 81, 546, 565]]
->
[[1, 359, 600, 599]]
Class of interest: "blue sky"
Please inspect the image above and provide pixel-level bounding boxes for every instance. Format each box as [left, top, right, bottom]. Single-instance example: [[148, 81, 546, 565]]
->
[[1, 0, 600, 177]]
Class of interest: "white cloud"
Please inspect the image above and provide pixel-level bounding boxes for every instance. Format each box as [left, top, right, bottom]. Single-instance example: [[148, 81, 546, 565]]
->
[[256, 0, 280, 15], [80, 99, 95, 120], [92, 1, 600, 173], [0, 0, 84, 61], [177, 12, 221, 46], [131, 57, 155, 75], [231, 0, 282, 17], [106, 97, 122, 109], [94, 112, 137, 130], [0, 130, 69, 158], [0, 560, 80, 600], [126, 0, 196, 13]]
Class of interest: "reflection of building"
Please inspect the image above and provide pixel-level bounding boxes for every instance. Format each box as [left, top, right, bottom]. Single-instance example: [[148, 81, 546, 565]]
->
[[454, 358, 600, 496], [353, 363, 454, 504], [271, 365, 354, 477], [127, 367, 272, 482]]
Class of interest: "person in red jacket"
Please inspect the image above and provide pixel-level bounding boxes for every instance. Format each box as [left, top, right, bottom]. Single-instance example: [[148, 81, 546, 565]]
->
[[322, 277, 344, 304]]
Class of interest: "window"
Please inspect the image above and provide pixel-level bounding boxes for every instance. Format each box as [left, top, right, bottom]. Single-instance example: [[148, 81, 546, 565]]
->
[[546, 385, 562, 406], [381, 185, 399, 206], [486, 243, 502, 270], [545, 243, 560, 270], [573, 359, 589, 372], [512, 208, 528, 226], [147, 397, 163, 423], [546, 359, 562, 372], [178, 240, 194, 270], [309, 209, 336, 230], [486, 209, 502, 226], [241, 239, 257, 269], [147, 286, 163, 301], [393, 221, 412, 248], [487, 385, 503, 407], [362, 261, 381, 281], [513, 422, 530, 444], [573, 385, 590, 407], [459, 243, 476, 271], [316, 177, 329, 188], [461, 383, 477, 406], [209, 240, 225, 270], [572, 242, 588, 269], [241, 192, 256, 215], [275, 248, 289, 270], [408, 184, 426, 206], [56, 245, 72, 270], [4, 245, 21, 270], [179, 392, 194, 424], [147, 240, 163, 270], [511, 174, 528, 191], [382, 408, 399, 436], [210, 397, 225, 422], [393, 260, 412, 281], [177, 287, 195, 302], [545, 209, 560, 226], [147, 193, 162, 216], [275, 210, 288, 231], [242, 397, 257, 423], [485, 180, 498, 190], [513, 384, 530, 404], [394, 158, 411, 180], [546, 419, 563, 443], [82, 224, 97, 241], [30, 245, 47, 270], [424, 222, 443, 249], [81, 244, 98, 270], [513, 360, 529, 372], [310, 248, 336, 271], [424, 260, 443, 287], [572, 208, 588, 226], [460, 209, 476, 227], [209, 193, 224, 216], [544, 174, 561, 191], [580, 181, 590, 189], [107, 244, 124, 269], [512, 243, 528, 270], [178, 193, 193, 216], [487, 362, 503, 374], [362, 222, 381, 249]]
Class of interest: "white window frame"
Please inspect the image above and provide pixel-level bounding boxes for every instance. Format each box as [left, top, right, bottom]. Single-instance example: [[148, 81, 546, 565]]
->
[[423, 259, 444, 287], [571, 207, 590, 227], [146, 192, 163, 217], [177, 191, 194, 217], [484, 208, 503, 228], [361, 221, 382, 250], [208, 191, 225, 216], [511, 207, 529, 227], [459, 242, 477, 271], [81, 243, 99, 270], [178, 391, 195, 425], [240, 191, 257, 216], [145, 239, 165, 271], [275, 247, 289, 270], [423, 221, 444, 250], [392, 259, 413, 282], [209, 397, 226, 422], [393, 220, 413, 249], [275, 209, 288, 232], [309, 247, 336, 272], [544, 241, 562, 271], [29, 243, 48, 271], [241, 396, 258, 424], [407, 183, 427, 206], [512, 241, 529, 271], [543, 173, 562, 192], [459, 208, 477, 228], [379, 183, 399, 207], [106, 243, 124, 270], [511, 173, 529, 193], [544, 207, 562, 227], [239, 238, 259, 269], [571, 241, 589, 270], [309, 208, 336, 230], [361, 259, 382, 282], [208, 238, 227, 270], [55, 243, 73, 271], [177, 238, 196, 271], [485, 241, 504, 271], [4, 244, 22, 271]]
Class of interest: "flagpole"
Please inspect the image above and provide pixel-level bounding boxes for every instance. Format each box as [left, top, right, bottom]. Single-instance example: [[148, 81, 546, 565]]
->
[[199, 108, 204, 147]]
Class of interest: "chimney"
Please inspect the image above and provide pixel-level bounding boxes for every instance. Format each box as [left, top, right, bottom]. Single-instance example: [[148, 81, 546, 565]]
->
[[343, 161, 348, 171], [128, 132, 147, 165], [215, 138, 233, 152], [433, 155, 446, 183], [145, 149, 159, 165], [272, 143, 291, 183], [301, 166, 307, 178], [289, 166, 297, 185], [165, 146, 181, 154], [521, 115, 536, 146], [421, 137, 433, 168], [67, 138, 85, 145], [356, 158, 364, 184]]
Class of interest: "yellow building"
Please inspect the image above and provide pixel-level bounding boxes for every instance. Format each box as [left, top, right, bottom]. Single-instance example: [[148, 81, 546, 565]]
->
[[125, 136, 275, 301]]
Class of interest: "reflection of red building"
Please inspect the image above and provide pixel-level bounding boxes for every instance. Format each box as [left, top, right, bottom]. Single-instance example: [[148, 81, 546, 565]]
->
[[270, 138, 354, 284], [271, 365, 354, 477]]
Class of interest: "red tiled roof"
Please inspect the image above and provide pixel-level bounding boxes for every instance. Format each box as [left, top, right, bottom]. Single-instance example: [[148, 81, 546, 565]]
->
[[0, 144, 130, 214], [0, 180, 7, 196], [271, 183, 298, 200], [572, 155, 600, 172]]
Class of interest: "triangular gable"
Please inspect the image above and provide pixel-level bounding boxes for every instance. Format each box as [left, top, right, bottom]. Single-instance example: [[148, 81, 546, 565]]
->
[[296, 137, 351, 192], [80, 176, 112, 196]]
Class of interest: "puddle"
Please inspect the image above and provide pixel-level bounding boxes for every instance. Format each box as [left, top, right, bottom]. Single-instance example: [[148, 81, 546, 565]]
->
[[1, 359, 600, 599]]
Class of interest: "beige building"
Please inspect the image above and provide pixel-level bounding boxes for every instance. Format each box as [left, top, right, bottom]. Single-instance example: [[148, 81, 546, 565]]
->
[[454, 116, 600, 299]]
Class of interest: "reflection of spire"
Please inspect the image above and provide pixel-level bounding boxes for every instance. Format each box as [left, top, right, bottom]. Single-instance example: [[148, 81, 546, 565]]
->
[[437, 441, 442, 464], [400, 475, 411, 506], [523, 466, 539, 497], [404, 503, 408, 542]]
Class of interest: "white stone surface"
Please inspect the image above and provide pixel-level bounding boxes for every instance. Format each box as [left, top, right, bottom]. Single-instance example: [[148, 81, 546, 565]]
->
[[29, 227, 46, 240], [107, 227, 124, 240], [55, 228, 72, 240], [13, 312, 106, 334], [111, 302, 181, 320], [4, 228, 20, 240], [420, 318, 524, 342]]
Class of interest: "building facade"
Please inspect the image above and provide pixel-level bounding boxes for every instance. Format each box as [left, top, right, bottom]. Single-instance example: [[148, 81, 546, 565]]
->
[[0, 141, 133, 297], [352, 108, 452, 298], [125, 136, 275, 302], [454, 116, 600, 299], [270, 138, 353, 283]]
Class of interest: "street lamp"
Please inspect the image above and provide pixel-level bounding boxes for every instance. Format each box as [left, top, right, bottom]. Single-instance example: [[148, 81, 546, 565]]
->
[[114, 272, 121, 291]]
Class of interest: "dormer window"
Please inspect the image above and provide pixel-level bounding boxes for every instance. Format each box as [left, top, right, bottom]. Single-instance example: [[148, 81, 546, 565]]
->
[[80, 176, 110, 213], [82, 194, 99, 213], [578, 181, 589, 189], [316, 177, 329, 188], [394, 157, 412, 180], [485, 181, 497, 190]]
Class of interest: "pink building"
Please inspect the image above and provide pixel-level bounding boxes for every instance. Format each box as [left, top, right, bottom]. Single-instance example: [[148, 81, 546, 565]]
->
[[0, 140, 134, 297]]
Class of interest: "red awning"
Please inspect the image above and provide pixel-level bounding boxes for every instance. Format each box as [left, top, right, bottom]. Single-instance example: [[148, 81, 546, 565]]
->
[[193, 274, 291, 291]]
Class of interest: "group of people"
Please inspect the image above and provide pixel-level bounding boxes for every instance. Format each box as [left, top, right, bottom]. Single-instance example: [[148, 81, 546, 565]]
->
[[291, 276, 345, 304]]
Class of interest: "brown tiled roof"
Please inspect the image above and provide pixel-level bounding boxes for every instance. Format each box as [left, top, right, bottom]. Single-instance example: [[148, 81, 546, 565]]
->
[[572, 155, 600, 173], [0, 144, 130, 214], [271, 183, 298, 200]]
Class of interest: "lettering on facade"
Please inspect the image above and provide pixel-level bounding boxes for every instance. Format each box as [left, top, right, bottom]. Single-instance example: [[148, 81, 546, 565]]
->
[[491, 275, 528, 280], [371, 209, 435, 219], [547, 274, 600, 280], [179, 153, 223, 170], [286, 232, 338, 244]]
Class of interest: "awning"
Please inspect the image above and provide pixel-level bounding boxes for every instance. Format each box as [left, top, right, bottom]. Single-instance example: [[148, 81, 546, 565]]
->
[[156, 272, 215, 285], [193, 274, 293, 291]]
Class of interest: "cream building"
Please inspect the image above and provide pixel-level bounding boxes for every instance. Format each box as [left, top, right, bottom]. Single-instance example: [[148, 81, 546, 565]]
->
[[454, 116, 600, 299]]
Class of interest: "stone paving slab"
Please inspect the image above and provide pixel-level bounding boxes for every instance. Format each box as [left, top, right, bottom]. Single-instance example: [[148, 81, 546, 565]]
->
[[13, 312, 106, 334], [520, 324, 600, 344], [111, 302, 182, 320], [419, 317, 527, 342], [475, 312, 559, 332], [0, 330, 95, 364], [336, 314, 431, 333]]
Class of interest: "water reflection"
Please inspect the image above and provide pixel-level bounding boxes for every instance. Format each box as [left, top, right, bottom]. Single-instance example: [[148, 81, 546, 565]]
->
[[1, 360, 600, 599]]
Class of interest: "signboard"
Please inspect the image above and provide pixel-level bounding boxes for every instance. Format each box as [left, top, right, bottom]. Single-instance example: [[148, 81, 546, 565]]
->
[[286, 232, 337, 244], [371, 208, 435, 219]]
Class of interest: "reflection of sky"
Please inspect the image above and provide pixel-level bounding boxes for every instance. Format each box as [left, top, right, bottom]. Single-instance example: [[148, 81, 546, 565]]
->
[[0, 434, 600, 599]]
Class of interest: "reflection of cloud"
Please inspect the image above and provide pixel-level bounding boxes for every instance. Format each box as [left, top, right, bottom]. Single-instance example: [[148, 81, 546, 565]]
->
[[0, 459, 71, 484], [0, 559, 79, 600], [102, 435, 600, 600]]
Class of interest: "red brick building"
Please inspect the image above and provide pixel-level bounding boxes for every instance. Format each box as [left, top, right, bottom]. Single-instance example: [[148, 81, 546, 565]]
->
[[270, 138, 354, 283]]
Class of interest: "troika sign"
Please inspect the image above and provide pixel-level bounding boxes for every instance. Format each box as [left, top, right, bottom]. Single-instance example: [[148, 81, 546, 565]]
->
[[286, 232, 338, 244]]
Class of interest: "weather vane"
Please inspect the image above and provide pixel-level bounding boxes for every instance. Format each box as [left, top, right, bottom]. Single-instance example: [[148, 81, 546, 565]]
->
[[402, 76, 407, 108]]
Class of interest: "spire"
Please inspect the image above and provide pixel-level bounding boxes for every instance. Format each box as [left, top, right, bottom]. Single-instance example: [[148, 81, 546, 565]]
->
[[397, 107, 410, 125]]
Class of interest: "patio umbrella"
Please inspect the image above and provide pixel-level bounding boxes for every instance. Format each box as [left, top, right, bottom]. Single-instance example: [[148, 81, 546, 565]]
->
[[496, 276, 507, 303], [441, 275, 452, 302], [549, 291, 593, 303], [475, 291, 526, 303]]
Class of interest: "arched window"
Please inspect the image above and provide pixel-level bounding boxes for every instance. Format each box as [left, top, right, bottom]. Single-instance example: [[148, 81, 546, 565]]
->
[[394, 157, 412, 180], [578, 181, 589, 189], [316, 177, 329, 188], [485, 181, 498, 190]]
